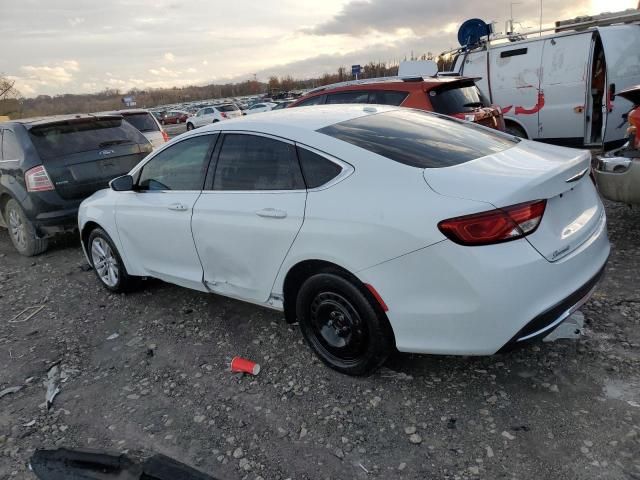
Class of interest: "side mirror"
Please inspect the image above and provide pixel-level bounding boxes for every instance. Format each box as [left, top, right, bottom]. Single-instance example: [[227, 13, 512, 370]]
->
[[110, 175, 134, 192]]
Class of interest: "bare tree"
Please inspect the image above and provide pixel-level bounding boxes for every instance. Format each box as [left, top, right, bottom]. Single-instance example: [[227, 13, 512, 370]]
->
[[0, 74, 20, 100]]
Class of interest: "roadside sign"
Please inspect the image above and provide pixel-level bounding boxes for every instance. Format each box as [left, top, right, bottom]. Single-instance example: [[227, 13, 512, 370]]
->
[[351, 64, 361, 79], [122, 96, 136, 107]]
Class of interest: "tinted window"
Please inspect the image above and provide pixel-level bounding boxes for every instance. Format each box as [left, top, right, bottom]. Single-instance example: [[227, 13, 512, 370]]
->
[[368, 90, 408, 106], [138, 135, 213, 191], [428, 83, 489, 115], [123, 113, 160, 132], [297, 147, 343, 188], [318, 109, 517, 168], [251, 104, 264, 109], [216, 104, 238, 112], [295, 95, 325, 107], [326, 91, 369, 104], [214, 134, 303, 191], [1, 130, 22, 160], [29, 119, 147, 160]]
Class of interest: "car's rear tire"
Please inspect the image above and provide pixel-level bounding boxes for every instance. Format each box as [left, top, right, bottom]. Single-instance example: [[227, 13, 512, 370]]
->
[[87, 227, 135, 293], [296, 272, 394, 376], [212, 119, 219, 123], [186, 123, 194, 131], [5, 199, 48, 256]]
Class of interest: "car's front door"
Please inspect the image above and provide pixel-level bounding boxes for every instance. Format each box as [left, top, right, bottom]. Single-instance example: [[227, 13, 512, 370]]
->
[[115, 133, 217, 290], [191, 132, 307, 303]]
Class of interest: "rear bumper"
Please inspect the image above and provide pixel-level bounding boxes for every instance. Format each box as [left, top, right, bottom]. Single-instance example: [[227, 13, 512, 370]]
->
[[357, 211, 609, 355], [593, 149, 640, 205], [20, 192, 80, 237]]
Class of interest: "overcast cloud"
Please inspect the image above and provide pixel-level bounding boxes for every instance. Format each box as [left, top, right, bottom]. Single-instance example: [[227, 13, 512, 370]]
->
[[0, 0, 634, 96]]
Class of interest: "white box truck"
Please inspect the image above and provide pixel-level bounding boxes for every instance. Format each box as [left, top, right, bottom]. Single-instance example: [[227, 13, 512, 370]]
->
[[451, 11, 640, 149]]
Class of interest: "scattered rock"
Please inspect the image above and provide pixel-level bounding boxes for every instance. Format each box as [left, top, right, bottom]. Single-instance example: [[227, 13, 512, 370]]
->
[[404, 426, 416, 435], [501, 431, 515, 441], [409, 433, 422, 444]]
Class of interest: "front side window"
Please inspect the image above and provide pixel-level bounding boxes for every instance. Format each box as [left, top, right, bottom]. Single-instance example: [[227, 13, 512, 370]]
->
[[137, 135, 214, 191], [318, 109, 517, 168], [213, 134, 304, 191], [1, 130, 22, 160], [326, 91, 369, 104]]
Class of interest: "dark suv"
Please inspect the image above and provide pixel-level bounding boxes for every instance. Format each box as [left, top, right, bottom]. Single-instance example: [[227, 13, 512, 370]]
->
[[0, 114, 152, 255]]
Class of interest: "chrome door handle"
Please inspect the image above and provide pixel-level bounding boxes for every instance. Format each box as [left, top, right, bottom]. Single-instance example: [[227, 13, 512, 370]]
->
[[168, 203, 188, 211], [256, 208, 287, 219]]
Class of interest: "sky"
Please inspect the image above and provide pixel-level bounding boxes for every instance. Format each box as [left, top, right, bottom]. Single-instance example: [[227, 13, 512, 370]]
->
[[0, 0, 636, 97]]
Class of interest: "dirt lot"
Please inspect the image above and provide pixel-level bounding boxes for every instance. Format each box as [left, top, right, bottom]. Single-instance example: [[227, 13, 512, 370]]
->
[[0, 201, 639, 480]]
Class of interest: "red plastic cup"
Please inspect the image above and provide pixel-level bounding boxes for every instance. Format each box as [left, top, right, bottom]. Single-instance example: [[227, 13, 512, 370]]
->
[[230, 356, 261, 375]]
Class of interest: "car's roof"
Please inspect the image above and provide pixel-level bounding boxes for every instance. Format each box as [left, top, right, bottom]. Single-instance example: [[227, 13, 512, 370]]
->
[[97, 108, 152, 115], [198, 104, 398, 134], [301, 76, 475, 97], [6, 113, 123, 128]]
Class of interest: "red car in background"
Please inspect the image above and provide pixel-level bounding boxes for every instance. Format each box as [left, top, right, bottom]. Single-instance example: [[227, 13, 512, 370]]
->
[[161, 110, 189, 125], [288, 76, 505, 131]]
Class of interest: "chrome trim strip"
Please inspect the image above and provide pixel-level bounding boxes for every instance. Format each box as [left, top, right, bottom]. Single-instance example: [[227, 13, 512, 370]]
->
[[565, 167, 589, 183]]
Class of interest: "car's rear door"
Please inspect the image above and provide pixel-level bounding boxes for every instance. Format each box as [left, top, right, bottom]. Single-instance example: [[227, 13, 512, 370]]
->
[[191, 132, 306, 303], [115, 133, 217, 290]]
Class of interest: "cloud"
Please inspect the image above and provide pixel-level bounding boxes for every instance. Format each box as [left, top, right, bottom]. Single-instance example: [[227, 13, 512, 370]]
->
[[308, 0, 591, 36], [186, 67, 197, 73], [149, 66, 181, 78], [20, 60, 80, 85], [68, 17, 85, 27], [202, 60, 209, 66], [164, 52, 175, 62]]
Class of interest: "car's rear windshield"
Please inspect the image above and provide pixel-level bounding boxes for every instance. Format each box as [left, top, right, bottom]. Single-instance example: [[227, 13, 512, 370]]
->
[[428, 82, 489, 115], [216, 104, 238, 112], [317, 109, 518, 168], [122, 112, 160, 132], [29, 118, 147, 159]]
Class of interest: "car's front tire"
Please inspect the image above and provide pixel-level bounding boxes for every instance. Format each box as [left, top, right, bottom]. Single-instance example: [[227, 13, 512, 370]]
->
[[186, 123, 194, 131], [87, 227, 135, 293], [296, 272, 394, 376], [4, 198, 48, 256]]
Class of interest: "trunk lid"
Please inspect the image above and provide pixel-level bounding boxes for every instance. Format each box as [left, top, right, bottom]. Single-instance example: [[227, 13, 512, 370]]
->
[[424, 140, 604, 261]]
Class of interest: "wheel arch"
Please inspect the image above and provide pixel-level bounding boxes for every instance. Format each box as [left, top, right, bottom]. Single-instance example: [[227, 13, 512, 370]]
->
[[281, 259, 391, 330], [0, 192, 13, 223], [504, 118, 530, 139]]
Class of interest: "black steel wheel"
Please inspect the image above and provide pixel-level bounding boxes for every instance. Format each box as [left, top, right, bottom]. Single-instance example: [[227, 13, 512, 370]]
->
[[296, 272, 394, 376]]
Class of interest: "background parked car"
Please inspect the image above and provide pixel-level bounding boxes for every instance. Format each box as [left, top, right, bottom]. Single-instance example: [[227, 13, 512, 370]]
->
[[161, 110, 189, 125], [99, 109, 169, 149], [272, 100, 295, 110], [244, 102, 278, 115], [0, 114, 152, 255], [288, 77, 505, 131], [186, 104, 242, 130]]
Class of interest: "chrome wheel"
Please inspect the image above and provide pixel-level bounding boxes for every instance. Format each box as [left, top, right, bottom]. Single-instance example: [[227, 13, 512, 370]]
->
[[8, 207, 27, 250], [91, 237, 119, 287]]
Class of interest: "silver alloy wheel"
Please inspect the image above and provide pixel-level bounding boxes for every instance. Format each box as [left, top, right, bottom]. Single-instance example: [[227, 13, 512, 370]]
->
[[8, 207, 27, 250], [91, 237, 119, 287]]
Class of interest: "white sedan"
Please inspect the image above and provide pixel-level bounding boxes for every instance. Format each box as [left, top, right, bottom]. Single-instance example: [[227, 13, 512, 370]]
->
[[186, 104, 242, 130], [78, 105, 610, 375], [244, 102, 277, 115]]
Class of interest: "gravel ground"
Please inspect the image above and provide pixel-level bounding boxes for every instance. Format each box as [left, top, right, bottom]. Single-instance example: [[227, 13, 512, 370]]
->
[[0, 201, 639, 480]]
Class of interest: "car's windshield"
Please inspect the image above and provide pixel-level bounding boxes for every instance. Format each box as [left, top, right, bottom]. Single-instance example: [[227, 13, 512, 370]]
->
[[28, 118, 146, 159], [122, 112, 160, 132], [429, 82, 490, 114], [216, 104, 238, 112]]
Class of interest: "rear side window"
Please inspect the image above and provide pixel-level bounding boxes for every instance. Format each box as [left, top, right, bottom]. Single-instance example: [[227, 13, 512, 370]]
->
[[297, 147, 343, 188], [1, 130, 22, 160], [138, 135, 214, 191], [295, 95, 325, 107], [428, 83, 489, 115], [123, 113, 160, 132], [326, 91, 369, 104], [368, 90, 408, 106], [28, 119, 147, 160], [213, 134, 304, 191], [216, 104, 238, 112], [318, 109, 517, 168]]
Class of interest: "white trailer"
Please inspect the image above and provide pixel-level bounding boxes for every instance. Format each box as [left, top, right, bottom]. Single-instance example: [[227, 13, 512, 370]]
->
[[451, 11, 640, 149]]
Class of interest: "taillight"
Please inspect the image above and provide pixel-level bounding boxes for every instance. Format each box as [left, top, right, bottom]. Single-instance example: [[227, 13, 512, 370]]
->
[[25, 165, 55, 192], [438, 200, 547, 246], [161, 130, 169, 142], [221, 112, 228, 119]]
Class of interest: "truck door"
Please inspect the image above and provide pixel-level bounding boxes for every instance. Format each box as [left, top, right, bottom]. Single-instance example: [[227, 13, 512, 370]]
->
[[489, 42, 544, 140], [538, 33, 593, 146], [599, 25, 640, 148]]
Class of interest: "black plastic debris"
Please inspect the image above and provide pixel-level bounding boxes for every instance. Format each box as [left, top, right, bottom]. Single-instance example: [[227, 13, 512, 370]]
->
[[30, 448, 222, 480]]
